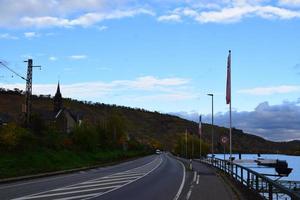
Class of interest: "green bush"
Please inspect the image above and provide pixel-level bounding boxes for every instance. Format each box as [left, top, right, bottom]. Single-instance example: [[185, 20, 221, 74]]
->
[[0, 123, 33, 151], [72, 124, 98, 151], [173, 133, 209, 158]]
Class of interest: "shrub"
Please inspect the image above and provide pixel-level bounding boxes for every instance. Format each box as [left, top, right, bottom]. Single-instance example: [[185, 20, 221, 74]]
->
[[72, 124, 98, 151], [0, 123, 33, 151]]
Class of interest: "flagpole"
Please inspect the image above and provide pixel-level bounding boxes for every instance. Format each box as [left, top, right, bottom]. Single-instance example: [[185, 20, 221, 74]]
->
[[226, 50, 232, 161], [185, 129, 188, 159], [199, 115, 202, 158], [230, 98, 232, 160], [229, 50, 232, 161], [192, 130, 194, 159]]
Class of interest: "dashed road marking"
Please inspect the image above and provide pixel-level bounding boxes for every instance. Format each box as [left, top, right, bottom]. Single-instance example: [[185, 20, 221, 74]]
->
[[186, 189, 192, 200], [54, 192, 101, 200], [193, 171, 197, 183], [196, 175, 200, 185]]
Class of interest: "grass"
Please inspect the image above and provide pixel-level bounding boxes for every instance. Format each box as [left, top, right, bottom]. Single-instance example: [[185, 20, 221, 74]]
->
[[0, 149, 150, 179]]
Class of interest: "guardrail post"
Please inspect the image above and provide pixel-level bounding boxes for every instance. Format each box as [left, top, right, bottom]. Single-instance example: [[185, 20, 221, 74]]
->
[[268, 183, 273, 200], [241, 168, 243, 184], [247, 171, 250, 188], [255, 175, 258, 191]]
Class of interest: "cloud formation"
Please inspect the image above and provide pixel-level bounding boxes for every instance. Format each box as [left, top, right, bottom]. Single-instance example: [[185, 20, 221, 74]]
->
[[171, 100, 300, 141], [158, 3, 300, 24], [0, 0, 154, 28], [0, 33, 18, 40], [279, 0, 300, 7], [157, 14, 182, 22], [24, 32, 39, 38], [69, 55, 87, 60], [0, 75, 193, 103], [0, 0, 300, 28], [20, 9, 155, 28], [238, 85, 300, 95], [49, 56, 58, 61]]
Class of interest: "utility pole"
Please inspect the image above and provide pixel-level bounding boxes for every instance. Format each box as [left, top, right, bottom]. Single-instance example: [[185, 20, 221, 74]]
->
[[185, 129, 188, 159], [24, 59, 41, 126], [191, 131, 194, 159], [207, 93, 214, 156]]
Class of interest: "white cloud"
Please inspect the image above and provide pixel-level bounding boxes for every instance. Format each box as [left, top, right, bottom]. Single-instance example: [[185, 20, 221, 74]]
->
[[20, 9, 154, 28], [49, 56, 58, 61], [169, 5, 300, 23], [157, 14, 182, 22], [0, 76, 192, 101], [24, 32, 39, 38], [279, 0, 300, 7], [172, 100, 300, 141], [69, 55, 87, 60], [97, 25, 108, 31], [0, 0, 299, 27], [0, 0, 155, 28], [0, 33, 18, 40], [238, 85, 300, 95]]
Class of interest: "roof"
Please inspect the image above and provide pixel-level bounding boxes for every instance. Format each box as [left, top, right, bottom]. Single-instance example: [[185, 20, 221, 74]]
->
[[55, 108, 81, 122]]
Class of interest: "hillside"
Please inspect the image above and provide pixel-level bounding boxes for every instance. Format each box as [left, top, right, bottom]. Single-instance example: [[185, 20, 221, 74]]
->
[[1, 89, 299, 155]]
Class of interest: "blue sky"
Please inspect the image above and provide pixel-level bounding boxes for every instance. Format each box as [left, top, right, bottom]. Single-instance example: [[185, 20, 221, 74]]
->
[[1, 0, 300, 141]]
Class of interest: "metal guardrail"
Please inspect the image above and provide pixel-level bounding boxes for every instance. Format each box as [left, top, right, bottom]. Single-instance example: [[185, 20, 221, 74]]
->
[[277, 181, 300, 192], [200, 157, 300, 200]]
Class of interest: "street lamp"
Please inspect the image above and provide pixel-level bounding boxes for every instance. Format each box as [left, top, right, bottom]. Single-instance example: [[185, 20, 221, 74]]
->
[[207, 93, 214, 156]]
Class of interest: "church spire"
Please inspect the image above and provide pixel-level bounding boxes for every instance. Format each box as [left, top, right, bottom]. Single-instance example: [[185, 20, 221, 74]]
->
[[55, 81, 62, 97], [54, 81, 62, 113]]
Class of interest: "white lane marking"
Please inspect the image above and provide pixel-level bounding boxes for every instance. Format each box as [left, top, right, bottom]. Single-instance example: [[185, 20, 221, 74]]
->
[[53, 180, 130, 191], [14, 185, 121, 200], [103, 173, 145, 178], [54, 192, 101, 200], [0, 174, 79, 190], [83, 156, 163, 200], [173, 160, 186, 200], [12, 156, 160, 200], [84, 176, 141, 184], [193, 171, 197, 183], [0, 155, 156, 190], [113, 171, 145, 175], [196, 175, 200, 185], [186, 190, 192, 200]]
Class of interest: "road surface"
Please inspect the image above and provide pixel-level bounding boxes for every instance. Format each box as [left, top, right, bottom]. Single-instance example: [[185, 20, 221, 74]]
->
[[0, 153, 185, 200]]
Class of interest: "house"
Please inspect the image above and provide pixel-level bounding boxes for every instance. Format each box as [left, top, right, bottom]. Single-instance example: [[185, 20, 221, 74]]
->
[[0, 113, 11, 126], [53, 82, 81, 133]]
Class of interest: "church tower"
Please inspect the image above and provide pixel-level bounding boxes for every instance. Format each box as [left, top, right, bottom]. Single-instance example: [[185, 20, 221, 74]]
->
[[53, 82, 62, 114]]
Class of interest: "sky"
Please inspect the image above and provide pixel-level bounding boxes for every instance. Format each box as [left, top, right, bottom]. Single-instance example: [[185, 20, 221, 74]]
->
[[0, 0, 300, 141]]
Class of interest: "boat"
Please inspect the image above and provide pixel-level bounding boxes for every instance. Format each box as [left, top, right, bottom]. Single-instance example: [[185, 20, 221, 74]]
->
[[255, 158, 293, 176], [255, 158, 278, 167]]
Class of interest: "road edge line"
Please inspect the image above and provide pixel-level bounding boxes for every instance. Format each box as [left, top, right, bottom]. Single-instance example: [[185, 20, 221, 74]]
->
[[173, 160, 186, 200]]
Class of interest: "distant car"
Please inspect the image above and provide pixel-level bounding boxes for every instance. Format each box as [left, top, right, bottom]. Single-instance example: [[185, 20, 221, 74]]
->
[[156, 149, 161, 154]]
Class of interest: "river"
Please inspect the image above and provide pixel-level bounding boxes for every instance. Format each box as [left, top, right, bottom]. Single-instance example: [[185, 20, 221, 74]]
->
[[213, 154, 300, 181]]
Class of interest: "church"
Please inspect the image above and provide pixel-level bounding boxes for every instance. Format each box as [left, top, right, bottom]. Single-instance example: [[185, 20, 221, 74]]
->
[[53, 82, 81, 133]]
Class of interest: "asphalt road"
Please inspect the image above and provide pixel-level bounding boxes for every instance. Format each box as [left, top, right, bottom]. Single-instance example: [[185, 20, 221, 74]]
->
[[0, 153, 185, 200]]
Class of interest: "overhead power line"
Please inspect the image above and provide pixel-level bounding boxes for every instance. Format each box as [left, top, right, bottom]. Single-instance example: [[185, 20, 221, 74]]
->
[[0, 60, 27, 81]]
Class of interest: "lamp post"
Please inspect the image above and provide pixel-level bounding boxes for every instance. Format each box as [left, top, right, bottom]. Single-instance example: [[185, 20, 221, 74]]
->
[[207, 93, 214, 156]]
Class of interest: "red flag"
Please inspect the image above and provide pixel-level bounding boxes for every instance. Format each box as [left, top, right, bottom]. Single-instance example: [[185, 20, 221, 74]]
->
[[226, 50, 231, 105], [198, 115, 202, 136]]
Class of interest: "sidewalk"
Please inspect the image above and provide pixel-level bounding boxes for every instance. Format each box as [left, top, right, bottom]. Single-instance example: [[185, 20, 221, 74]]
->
[[188, 160, 237, 200]]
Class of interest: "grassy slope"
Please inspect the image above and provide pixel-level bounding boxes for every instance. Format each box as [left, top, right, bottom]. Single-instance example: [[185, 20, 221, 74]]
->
[[0, 149, 148, 179], [1, 92, 300, 155]]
